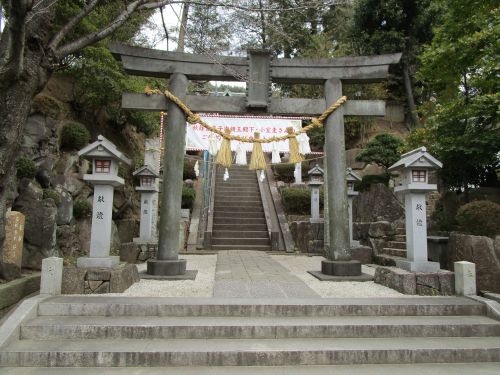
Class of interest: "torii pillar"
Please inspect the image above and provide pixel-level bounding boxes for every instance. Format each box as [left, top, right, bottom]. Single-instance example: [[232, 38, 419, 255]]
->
[[109, 43, 400, 278]]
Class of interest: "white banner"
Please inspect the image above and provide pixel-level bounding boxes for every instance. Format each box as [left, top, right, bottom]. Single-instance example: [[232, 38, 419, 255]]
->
[[185, 116, 303, 153]]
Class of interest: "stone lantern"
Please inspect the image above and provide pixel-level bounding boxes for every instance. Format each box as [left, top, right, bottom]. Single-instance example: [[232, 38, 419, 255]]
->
[[388, 146, 442, 272], [133, 165, 160, 244], [77, 135, 131, 268], [346, 168, 361, 246], [308, 164, 324, 223]]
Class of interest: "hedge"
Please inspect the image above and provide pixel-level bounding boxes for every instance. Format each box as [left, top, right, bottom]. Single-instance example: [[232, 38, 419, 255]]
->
[[60, 122, 91, 150], [456, 200, 500, 237], [281, 188, 324, 215], [182, 187, 196, 210]]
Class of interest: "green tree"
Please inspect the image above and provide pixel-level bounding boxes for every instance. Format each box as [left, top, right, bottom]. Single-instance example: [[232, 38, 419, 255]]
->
[[416, 0, 500, 198], [348, 0, 443, 127], [356, 133, 404, 172]]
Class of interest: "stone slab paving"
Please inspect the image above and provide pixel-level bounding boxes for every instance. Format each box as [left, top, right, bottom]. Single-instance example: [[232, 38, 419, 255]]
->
[[2, 364, 500, 374], [214, 251, 319, 298]]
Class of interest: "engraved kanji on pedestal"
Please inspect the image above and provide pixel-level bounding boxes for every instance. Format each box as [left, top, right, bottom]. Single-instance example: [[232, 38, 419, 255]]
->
[[346, 168, 361, 246], [77, 135, 131, 268], [388, 147, 442, 272], [133, 165, 159, 243]]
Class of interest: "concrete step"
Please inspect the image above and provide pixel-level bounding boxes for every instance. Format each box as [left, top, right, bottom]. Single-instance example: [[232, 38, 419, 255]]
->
[[213, 224, 268, 231], [216, 206, 264, 213], [216, 182, 259, 188], [211, 245, 272, 251], [2, 337, 499, 367], [36, 297, 486, 317], [20, 315, 500, 340], [212, 237, 270, 246], [394, 234, 406, 241], [217, 187, 260, 193], [214, 217, 267, 225], [214, 212, 265, 219], [2, 363, 500, 375], [396, 227, 405, 235], [381, 248, 407, 257], [213, 231, 269, 239], [387, 241, 406, 250]]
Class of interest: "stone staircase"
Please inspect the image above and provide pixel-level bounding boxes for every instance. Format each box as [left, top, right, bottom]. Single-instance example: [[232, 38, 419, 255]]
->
[[377, 226, 408, 265], [212, 165, 271, 251], [1, 296, 500, 370]]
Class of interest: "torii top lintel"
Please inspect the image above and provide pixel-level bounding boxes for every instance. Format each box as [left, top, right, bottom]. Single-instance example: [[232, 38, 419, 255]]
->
[[109, 43, 401, 116]]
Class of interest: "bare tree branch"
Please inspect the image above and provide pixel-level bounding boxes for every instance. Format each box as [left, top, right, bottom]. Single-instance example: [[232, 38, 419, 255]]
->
[[159, 6, 170, 51], [48, 0, 101, 51], [54, 0, 146, 60]]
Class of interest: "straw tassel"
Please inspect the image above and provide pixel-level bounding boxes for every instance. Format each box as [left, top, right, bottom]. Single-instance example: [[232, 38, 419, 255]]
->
[[215, 128, 232, 168], [235, 141, 247, 165], [271, 142, 281, 164], [287, 127, 304, 164], [249, 132, 267, 170]]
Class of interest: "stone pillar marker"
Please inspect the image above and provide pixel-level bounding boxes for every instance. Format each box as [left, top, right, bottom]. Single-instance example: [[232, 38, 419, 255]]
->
[[133, 165, 159, 243], [76, 135, 131, 268], [346, 168, 362, 246], [294, 163, 303, 185], [308, 164, 324, 223], [1, 211, 25, 279], [388, 146, 443, 272], [40, 257, 63, 295], [454, 261, 476, 296]]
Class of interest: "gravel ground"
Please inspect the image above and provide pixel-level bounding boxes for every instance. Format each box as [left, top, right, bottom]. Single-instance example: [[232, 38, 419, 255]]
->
[[271, 255, 413, 298], [108, 255, 217, 297]]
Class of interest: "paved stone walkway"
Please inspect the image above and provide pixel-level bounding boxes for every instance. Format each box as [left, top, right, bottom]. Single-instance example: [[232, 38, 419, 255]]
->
[[214, 251, 319, 298]]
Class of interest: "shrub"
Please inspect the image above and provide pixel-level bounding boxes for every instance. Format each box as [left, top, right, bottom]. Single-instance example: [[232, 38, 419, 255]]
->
[[183, 158, 198, 180], [272, 163, 296, 183], [354, 174, 390, 191], [32, 94, 64, 119], [60, 122, 91, 150], [16, 157, 37, 179], [356, 133, 403, 171], [43, 189, 61, 205], [456, 200, 500, 237], [182, 187, 196, 210], [73, 199, 92, 219], [280, 188, 324, 215]]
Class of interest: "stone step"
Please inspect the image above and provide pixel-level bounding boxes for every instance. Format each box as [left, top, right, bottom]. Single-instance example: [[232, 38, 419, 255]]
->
[[2, 337, 499, 367], [217, 187, 261, 193], [396, 227, 406, 235], [381, 248, 407, 257], [37, 297, 486, 317], [215, 195, 261, 201], [374, 253, 406, 267], [214, 212, 265, 219], [20, 315, 500, 340], [387, 241, 407, 250], [213, 224, 268, 231], [213, 201, 262, 207], [213, 231, 269, 239], [2, 363, 500, 375], [211, 245, 272, 251], [394, 234, 406, 241], [215, 206, 264, 213], [214, 217, 267, 225], [212, 237, 271, 246], [216, 182, 259, 188]]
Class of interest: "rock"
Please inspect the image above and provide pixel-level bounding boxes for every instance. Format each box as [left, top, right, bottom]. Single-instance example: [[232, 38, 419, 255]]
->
[[62, 266, 87, 294], [22, 115, 49, 151], [115, 219, 139, 244], [0, 262, 22, 281], [13, 185, 58, 269], [119, 242, 140, 264], [51, 153, 86, 196], [369, 238, 387, 255], [353, 222, 370, 243], [111, 221, 121, 253], [368, 221, 395, 238], [1, 211, 25, 280], [109, 263, 140, 293], [350, 245, 372, 264], [374, 266, 416, 295], [495, 236, 500, 260], [76, 218, 92, 255], [448, 232, 500, 293], [184, 179, 194, 188], [17, 178, 43, 201], [55, 186, 73, 225], [35, 169, 51, 188], [353, 183, 404, 223], [345, 148, 365, 170], [56, 224, 80, 259]]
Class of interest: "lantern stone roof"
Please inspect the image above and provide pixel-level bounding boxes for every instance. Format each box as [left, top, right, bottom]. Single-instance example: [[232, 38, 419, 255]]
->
[[308, 164, 324, 176], [346, 167, 361, 182], [78, 135, 131, 166], [388, 146, 442, 172], [133, 165, 160, 178]]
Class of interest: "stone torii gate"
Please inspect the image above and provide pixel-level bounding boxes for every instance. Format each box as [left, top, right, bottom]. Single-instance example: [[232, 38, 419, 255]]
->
[[109, 43, 401, 277]]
